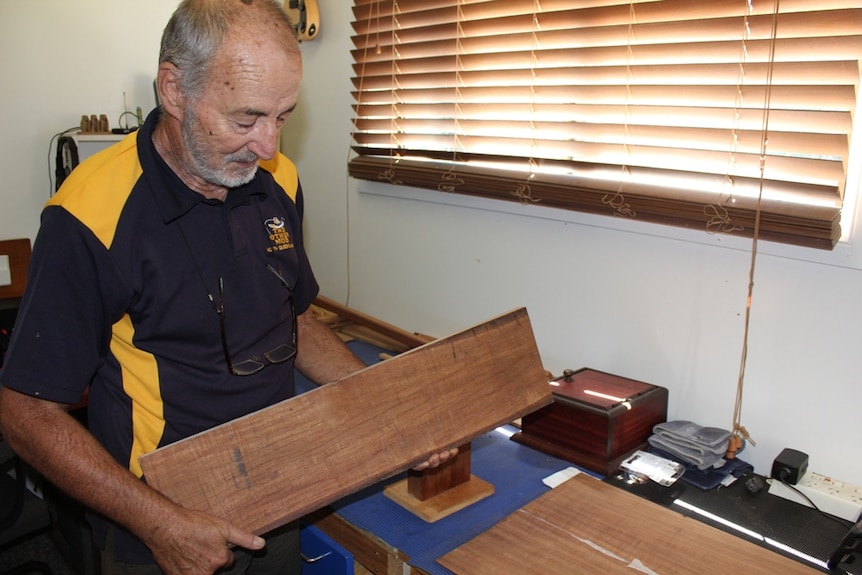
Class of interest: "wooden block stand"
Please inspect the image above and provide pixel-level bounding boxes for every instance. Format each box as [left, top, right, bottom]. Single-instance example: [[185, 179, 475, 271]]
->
[[315, 298, 496, 522], [383, 442, 494, 523]]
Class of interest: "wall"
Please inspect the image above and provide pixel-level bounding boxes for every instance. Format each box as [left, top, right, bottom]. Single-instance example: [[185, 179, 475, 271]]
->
[[1, 1, 860, 483], [284, 3, 862, 484], [0, 1, 177, 240]]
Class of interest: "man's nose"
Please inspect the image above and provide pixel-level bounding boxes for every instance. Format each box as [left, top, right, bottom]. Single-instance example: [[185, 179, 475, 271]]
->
[[247, 121, 279, 160]]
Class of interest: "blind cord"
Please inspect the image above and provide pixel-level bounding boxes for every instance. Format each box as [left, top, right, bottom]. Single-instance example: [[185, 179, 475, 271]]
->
[[727, 0, 780, 459]]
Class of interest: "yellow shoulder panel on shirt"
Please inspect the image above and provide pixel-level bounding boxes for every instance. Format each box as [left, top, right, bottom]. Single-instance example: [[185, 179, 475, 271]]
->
[[47, 139, 296, 249], [46, 133, 142, 250], [259, 153, 299, 202]]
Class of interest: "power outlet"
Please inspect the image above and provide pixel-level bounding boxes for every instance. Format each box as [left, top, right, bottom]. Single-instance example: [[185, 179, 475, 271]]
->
[[769, 471, 862, 522]]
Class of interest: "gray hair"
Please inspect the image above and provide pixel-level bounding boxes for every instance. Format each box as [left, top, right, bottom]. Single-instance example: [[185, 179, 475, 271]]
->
[[159, 0, 297, 103]]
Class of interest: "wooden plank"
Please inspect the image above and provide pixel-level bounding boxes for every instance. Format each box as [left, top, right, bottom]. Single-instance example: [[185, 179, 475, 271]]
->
[[438, 473, 821, 575], [309, 510, 409, 575], [313, 295, 434, 351], [139, 308, 551, 535], [336, 324, 415, 354]]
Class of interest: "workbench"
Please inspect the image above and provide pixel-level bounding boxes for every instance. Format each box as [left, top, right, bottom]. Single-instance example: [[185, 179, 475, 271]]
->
[[6, 292, 848, 574], [310, 425, 576, 574], [297, 337, 858, 575], [295, 337, 577, 575]]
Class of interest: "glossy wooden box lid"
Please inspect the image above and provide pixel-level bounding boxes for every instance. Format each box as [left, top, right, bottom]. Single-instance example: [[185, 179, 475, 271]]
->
[[550, 368, 658, 410]]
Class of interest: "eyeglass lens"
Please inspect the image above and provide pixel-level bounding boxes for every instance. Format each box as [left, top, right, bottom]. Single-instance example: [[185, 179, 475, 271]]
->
[[230, 343, 297, 376], [220, 273, 298, 376]]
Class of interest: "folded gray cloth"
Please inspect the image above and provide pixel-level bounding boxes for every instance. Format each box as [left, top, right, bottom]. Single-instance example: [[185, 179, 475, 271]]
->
[[648, 421, 734, 470]]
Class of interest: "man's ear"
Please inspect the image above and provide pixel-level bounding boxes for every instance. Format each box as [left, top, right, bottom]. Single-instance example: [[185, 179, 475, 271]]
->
[[156, 62, 185, 121]]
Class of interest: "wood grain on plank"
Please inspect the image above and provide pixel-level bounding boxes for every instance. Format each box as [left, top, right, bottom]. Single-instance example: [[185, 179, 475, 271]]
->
[[438, 473, 821, 574], [140, 308, 552, 535]]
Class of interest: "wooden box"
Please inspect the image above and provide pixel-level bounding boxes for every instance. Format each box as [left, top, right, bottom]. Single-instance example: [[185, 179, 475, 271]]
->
[[511, 368, 668, 475]]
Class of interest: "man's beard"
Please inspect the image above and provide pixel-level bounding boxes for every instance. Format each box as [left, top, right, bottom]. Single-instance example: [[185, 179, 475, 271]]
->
[[181, 107, 259, 189]]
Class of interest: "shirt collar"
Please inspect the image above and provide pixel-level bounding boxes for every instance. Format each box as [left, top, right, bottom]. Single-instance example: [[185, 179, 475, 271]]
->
[[137, 108, 266, 224]]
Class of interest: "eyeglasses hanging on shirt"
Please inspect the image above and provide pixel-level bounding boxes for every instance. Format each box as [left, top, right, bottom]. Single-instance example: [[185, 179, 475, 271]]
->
[[178, 220, 298, 376], [215, 267, 297, 376]]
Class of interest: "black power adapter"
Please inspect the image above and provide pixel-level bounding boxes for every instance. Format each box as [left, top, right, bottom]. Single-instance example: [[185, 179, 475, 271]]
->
[[771, 448, 809, 485]]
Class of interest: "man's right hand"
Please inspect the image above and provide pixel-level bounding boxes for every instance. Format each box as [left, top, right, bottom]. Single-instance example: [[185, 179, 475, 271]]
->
[[0, 386, 264, 575], [145, 505, 265, 575]]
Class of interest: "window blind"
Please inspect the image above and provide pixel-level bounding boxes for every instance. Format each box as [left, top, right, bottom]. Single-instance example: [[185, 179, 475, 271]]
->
[[349, 0, 862, 249]]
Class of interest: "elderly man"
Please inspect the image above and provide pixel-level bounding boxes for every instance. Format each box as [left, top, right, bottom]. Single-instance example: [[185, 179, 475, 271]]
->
[[0, 1, 454, 574]]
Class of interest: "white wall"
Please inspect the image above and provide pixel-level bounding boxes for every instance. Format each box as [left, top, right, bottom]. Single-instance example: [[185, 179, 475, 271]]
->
[[0, 0, 177, 240], [2, 1, 860, 483], [285, 3, 862, 484]]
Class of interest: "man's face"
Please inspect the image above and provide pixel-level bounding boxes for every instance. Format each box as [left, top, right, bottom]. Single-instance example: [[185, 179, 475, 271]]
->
[[179, 33, 302, 189]]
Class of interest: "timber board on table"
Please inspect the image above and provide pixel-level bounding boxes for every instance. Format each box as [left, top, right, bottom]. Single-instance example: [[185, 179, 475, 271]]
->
[[438, 473, 821, 575], [139, 307, 552, 535]]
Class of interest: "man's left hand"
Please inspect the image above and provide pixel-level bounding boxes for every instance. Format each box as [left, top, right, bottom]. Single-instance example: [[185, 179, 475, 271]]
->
[[412, 447, 459, 471]]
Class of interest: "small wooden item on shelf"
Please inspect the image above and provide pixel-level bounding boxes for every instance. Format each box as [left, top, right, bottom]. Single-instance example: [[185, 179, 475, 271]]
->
[[79, 113, 111, 134]]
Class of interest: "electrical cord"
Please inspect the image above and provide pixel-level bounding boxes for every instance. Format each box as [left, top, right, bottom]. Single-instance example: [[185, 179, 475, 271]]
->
[[772, 473, 858, 572], [772, 473, 852, 530], [116, 110, 142, 134], [48, 126, 81, 196]]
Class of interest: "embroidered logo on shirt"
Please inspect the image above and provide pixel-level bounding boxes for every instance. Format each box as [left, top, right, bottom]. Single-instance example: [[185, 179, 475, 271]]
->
[[264, 216, 294, 253]]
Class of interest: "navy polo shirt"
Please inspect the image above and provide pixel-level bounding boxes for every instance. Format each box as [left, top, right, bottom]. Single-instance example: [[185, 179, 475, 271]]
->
[[0, 109, 319, 562]]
